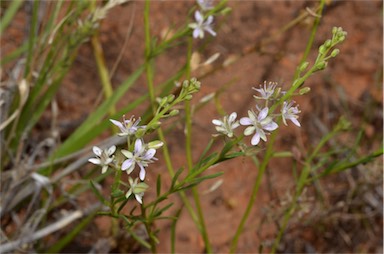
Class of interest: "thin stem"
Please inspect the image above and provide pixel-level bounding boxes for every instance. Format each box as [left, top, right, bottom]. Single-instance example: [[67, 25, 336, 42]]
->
[[184, 37, 212, 253], [293, 0, 325, 80], [230, 131, 277, 253], [141, 204, 157, 253]]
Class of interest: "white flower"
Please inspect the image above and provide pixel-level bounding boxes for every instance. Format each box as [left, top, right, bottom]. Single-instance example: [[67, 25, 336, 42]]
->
[[189, 11, 216, 39], [240, 107, 278, 146], [88, 145, 116, 173], [253, 81, 278, 100], [197, 0, 214, 11], [121, 139, 157, 180], [110, 115, 145, 137], [212, 112, 240, 138], [125, 177, 149, 204], [281, 101, 301, 127]]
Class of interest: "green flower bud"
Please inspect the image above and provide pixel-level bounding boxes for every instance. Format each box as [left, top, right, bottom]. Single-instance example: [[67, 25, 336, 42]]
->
[[182, 80, 189, 88], [148, 140, 164, 149], [299, 87, 311, 95], [299, 61, 309, 72], [184, 94, 193, 100], [338, 35, 346, 42], [319, 45, 327, 55], [331, 49, 340, 57], [167, 94, 175, 103], [324, 39, 332, 48], [316, 61, 327, 70], [169, 109, 179, 116]]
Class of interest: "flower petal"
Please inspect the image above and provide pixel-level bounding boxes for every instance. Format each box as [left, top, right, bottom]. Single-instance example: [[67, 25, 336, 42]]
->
[[101, 165, 108, 174], [126, 189, 132, 199], [92, 146, 102, 156], [240, 117, 252, 126], [109, 119, 124, 132], [251, 133, 261, 146], [88, 158, 101, 165], [291, 118, 301, 127], [258, 107, 269, 121], [135, 193, 143, 204], [212, 119, 223, 126], [244, 126, 255, 136], [121, 149, 133, 158], [135, 139, 143, 153], [144, 148, 156, 160], [229, 112, 237, 122], [122, 159, 133, 171], [139, 167, 146, 181], [195, 10, 203, 22], [205, 15, 214, 25], [258, 129, 267, 142], [205, 27, 216, 37], [264, 122, 278, 131], [108, 145, 116, 156]]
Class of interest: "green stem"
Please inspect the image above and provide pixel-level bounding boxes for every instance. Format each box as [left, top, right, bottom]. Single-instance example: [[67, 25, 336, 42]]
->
[[184, 37, 212, 253], [229, 131, 277, 253], [141, 204, 157, 253], [293, 0, 325, 80]]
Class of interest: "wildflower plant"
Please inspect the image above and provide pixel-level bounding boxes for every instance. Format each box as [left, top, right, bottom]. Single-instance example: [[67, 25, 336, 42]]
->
[[3, 0, 381, 253]]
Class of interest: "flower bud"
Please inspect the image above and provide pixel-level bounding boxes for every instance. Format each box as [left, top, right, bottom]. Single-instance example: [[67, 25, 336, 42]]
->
[[148, 140, 164, 149], [167, 94, 175, 103], [169, 109, 179, 116], [319, 45, 326, 55], [316, 61, 327, 70], [324, 39, 332, 48], [182, 80, 189, 88], [299, 87, 311, 95], [184, 94, 193, 100], [331, 49, 340, 57], [299, 61, 309, 72], [338, 35, 346, 42]]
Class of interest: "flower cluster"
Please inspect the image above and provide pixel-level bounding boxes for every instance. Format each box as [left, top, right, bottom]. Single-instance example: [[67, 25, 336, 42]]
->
[[212, 81, 301, 146], [89, 116, 162, 204], [189, 0, 216, 39]]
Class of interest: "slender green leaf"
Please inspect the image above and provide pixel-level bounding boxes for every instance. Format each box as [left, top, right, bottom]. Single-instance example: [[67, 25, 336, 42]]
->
[[171, 207, 183, 254], [152, 203, 173, 217], [186, 172, 223, 185], [0, 0, 24, 35], [170, 167, 184, 190]]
